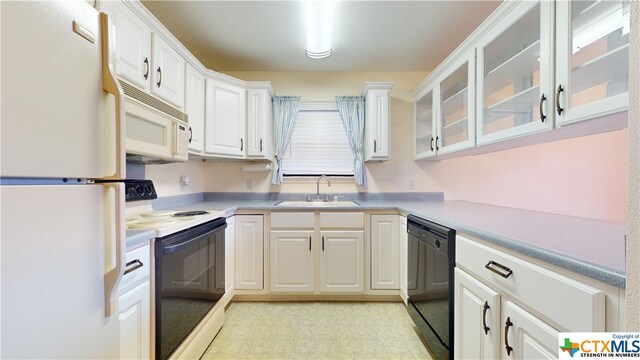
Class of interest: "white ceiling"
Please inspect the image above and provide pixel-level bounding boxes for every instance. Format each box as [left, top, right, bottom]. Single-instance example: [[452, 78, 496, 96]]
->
[[141, 1, 501, 72]]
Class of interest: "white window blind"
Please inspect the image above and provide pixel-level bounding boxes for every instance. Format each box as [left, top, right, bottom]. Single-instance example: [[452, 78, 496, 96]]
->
[[281, 105, 355, 176]]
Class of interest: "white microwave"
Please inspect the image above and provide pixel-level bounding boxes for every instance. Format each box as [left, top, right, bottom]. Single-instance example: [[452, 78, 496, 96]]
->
[[120, 80, 189, 163]]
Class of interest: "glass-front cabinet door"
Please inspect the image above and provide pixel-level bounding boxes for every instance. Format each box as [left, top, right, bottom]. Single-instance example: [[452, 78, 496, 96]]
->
[[476, 1, 555, 145], [555, 0, 630, 126], [414, 88, 437, 159], [436, 49, 475, 155]]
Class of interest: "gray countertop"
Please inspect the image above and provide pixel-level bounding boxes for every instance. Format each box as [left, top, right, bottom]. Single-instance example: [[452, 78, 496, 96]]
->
[[161, 198, 626, 288]]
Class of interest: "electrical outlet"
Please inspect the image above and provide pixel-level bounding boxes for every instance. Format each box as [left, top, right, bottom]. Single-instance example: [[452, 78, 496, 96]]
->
[[180, 176, 190, 186], [409, 180, 416, 190], [246, 178, 253, 190]]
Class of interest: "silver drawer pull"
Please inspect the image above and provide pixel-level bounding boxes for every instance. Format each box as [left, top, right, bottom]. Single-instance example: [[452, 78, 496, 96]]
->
[[124, 259, 144, 275], [485, 260, 512, 279]]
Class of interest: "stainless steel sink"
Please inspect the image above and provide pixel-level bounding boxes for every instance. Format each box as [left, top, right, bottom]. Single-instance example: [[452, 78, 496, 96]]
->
[[274, 200, 360, 207]]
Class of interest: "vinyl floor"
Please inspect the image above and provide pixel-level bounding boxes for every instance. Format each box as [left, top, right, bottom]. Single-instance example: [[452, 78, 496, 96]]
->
[[201, 301, 433, 360]]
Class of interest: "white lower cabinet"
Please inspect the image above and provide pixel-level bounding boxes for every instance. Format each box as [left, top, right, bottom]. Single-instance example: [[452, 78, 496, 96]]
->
[[504, 301, 558, 359], [454, 268, 501, 359], [235, 215, 264, 290], [455, 235, 605, 359], [320, 230, 364, 293], [269, 212, 364, 294], [224, 216, 235, 303], [270, 230, 315, 292], [370, 215, 399, 290], [118, 244, 151, 360], [399, 216, 408, 303]]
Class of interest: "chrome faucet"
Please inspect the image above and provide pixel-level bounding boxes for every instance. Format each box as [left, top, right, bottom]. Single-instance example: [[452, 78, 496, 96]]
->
[[316, 175, 331, 201]]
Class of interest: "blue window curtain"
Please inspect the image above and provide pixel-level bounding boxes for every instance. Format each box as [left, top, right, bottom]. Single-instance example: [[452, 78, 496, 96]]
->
[[272, 96, 302, 185], [336, 96, 367, 187]]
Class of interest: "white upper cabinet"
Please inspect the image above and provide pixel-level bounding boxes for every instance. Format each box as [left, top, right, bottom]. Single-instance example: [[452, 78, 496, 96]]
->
[[102, 1, 151, 91], [436, 50, 476, 155], [185, 63, 205, 154], [205, 78, 246, 158], [363, 83, 394, 161], [555, 0, 630, 126], [414, 87, 437, 159], [246, 83, 274, 160], [476, 1, 555, 145], [151, 34, 185, 109], [413, 0, 630, 159]]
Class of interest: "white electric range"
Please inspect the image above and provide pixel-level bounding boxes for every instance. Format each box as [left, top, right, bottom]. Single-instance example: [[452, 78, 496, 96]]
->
[[126, 209, 225, 237], [124, 180, 228, 360], [124, 180, 224, 237]]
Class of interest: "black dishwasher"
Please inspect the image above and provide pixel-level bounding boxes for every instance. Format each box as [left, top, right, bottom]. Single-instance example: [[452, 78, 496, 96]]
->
[[406, 215, 455, 360]]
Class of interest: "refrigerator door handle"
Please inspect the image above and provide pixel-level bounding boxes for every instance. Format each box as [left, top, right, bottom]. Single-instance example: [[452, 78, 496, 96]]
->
[[102, 182, 126, 317], [100, 13, 125, 180]]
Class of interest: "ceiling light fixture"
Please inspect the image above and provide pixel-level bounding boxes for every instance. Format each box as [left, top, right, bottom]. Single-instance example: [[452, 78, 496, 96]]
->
[[304, 0, 335, 59]]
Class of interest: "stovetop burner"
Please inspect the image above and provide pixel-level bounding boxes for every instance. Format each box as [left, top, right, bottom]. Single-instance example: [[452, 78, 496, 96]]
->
[[173, 211, 209, 217]]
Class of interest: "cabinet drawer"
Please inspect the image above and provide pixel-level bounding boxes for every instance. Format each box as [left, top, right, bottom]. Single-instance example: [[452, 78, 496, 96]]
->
[[456, 236, 604, 331], [319, 212, 364, 229], [118, 244, 151, 295], [271, 212, 315, 229]]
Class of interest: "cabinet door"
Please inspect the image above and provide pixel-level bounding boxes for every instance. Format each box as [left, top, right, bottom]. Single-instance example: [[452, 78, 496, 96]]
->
[[151, 34, 185, 109], [555, 0, 630, 126], [235, 215, 263, 290], [320, 231, 364, 293], [246, 88, 273, 159], [364, 87, 391, 161], [205, 78, 246, 158], [414, 87, 438, 159], [185, 63, 205, 153], [454, 269, 501, 360], [270, 231, 315, 292], [370, 215, 399, 290], [476, 1, 555, 145], [224, 216, 235, 300], [102, 0, 151, 91], [503, 301, 558, 359], [436, 49, 476, 155], [399, 216, 408, 303], [119, 281, 151, 360]]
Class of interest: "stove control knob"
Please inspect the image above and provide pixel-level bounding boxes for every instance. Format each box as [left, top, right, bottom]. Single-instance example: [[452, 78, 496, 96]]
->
[[135, 185, 145, 196], [144, 185, 153, 195]]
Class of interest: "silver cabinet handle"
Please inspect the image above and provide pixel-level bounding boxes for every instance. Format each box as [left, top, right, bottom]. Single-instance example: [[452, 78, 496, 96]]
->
[[504, 317, 513, 356], [539, 94, 547, 123], [143, 57, 149, 80], [124, 259, 144, 275], [485, 260, 513, 278], [240, 138, 243, 151], [260, 138, 263, 152], [482, 301, 490, 335], [556, 84, 564, 116], [374, 140, 377, 153], [156, 67, 162, 87], [322, 236, 325, 251], [309, 236, 311, 251]]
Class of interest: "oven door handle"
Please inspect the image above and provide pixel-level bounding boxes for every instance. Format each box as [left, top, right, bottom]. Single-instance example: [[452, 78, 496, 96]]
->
[[161, 221, 226, 255]]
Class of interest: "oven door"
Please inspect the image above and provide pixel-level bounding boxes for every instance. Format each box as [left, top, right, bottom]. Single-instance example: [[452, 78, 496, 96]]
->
[[407, 230, 452, 360], [155, 218, 226, 360]]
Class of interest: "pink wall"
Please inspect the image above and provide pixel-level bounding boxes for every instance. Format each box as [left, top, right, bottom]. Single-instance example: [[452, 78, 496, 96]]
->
[[419, 129, 628, 223]]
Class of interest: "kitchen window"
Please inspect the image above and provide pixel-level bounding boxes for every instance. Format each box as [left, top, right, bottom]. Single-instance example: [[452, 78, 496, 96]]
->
[[281, 103, 355, 176]]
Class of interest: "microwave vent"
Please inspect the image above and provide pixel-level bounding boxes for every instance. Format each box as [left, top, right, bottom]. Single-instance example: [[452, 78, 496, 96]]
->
[[118, 79, 188, 122]]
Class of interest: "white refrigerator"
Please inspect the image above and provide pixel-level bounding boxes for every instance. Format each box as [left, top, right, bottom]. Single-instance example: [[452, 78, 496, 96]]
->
[[1, 1, 127, 358]]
